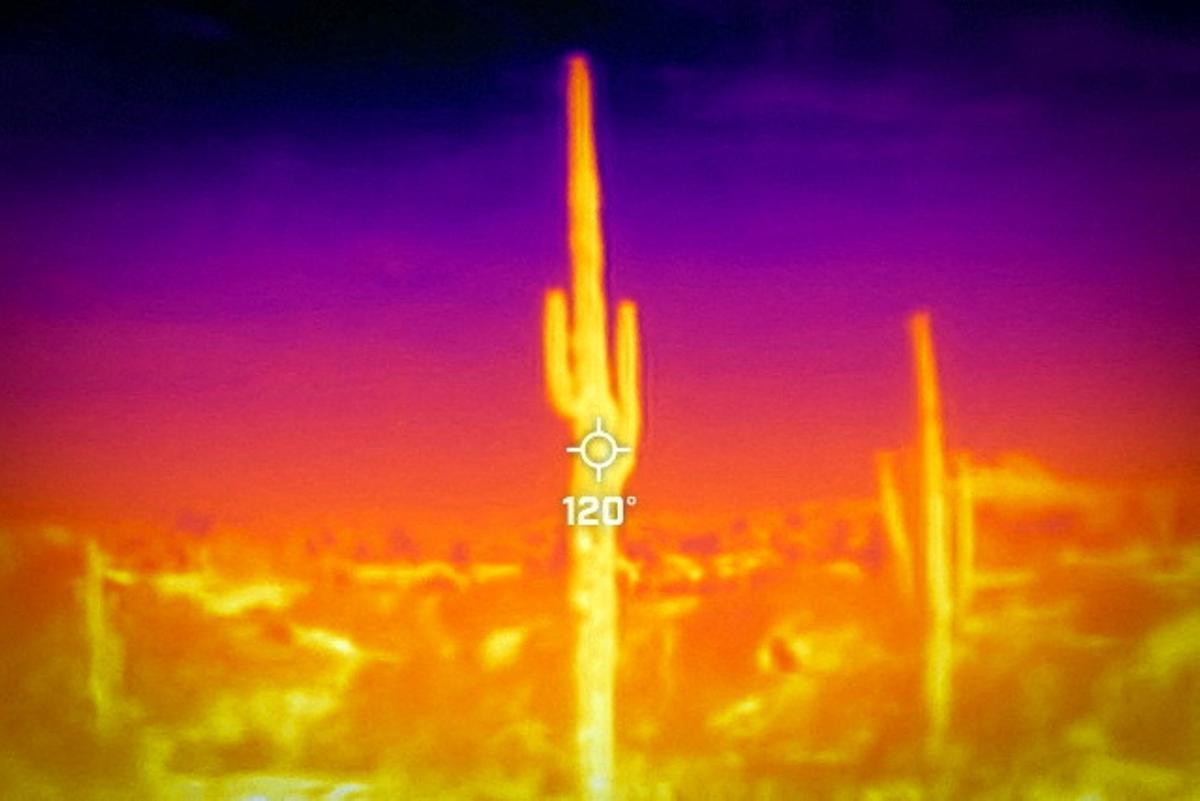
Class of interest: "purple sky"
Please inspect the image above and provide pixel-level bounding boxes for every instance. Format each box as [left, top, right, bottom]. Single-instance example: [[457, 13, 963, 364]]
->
[[1, 4, 1198, 533]]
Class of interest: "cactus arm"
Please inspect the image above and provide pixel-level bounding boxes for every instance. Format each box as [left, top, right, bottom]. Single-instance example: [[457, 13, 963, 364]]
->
[[614, 300, 641, 443], [544, 288, 578, 417], [566, 54, 610, 396], [955, 451, 976, 614], [876, 449, 915, 602]]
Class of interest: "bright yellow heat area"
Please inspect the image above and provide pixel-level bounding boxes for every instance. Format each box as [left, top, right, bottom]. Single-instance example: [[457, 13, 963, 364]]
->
[[972, 454, 1109, 509], [151, 570, 304, 617], [544, 53, 642, 801]]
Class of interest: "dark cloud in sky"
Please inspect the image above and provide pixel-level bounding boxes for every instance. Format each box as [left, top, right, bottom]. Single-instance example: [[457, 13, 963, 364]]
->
[[2, 1, 1197, 143]]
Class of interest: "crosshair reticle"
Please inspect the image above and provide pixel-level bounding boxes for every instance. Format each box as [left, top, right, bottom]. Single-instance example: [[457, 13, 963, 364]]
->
[[566, 417, 633, 483]]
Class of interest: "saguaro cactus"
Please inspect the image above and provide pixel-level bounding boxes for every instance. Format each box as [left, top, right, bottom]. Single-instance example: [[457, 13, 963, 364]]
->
[[83, 538, 123, 735], [543, 54, 642, 801], [877, 313, 983, 766], [910, 311, 953, 761]]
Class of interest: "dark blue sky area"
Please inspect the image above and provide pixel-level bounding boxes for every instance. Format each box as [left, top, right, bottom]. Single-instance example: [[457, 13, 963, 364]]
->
[[3, 2, 1198, 142]]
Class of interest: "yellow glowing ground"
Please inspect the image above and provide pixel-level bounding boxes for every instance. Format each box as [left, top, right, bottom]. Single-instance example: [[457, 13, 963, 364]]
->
[[4, 305, 1197, 800], [3, 481, 1199, 800]]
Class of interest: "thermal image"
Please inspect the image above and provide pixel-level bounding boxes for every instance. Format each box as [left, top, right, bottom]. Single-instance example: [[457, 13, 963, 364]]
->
[[1, 4, 1198, 800]]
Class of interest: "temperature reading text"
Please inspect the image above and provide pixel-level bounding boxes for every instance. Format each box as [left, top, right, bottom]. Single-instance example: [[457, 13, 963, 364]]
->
[[562, 495, 636, 526]]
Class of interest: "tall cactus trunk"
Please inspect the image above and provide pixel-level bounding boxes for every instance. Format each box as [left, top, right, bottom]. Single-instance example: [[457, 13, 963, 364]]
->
[[570, 516, 618, 801], [910, 312, 953, 762], [82, 538, 122, 736], [544, 54, 642, 801]]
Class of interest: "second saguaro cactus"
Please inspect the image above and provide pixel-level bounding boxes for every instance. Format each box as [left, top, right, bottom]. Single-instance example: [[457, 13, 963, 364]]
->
[[878, 312, 975, 763], [543, 54, 642, 801], [910, 311, 953, 761], [83, 538, 123, 736]]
